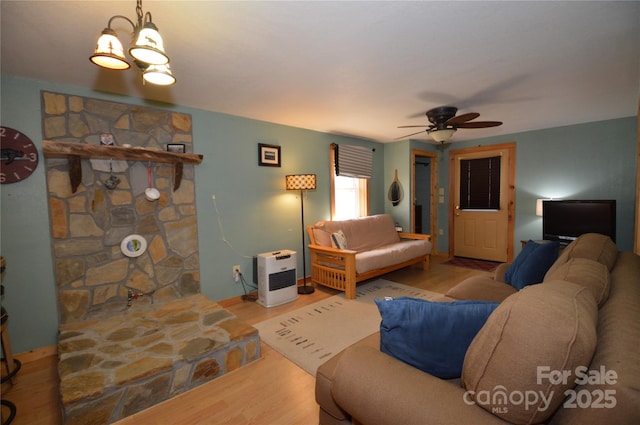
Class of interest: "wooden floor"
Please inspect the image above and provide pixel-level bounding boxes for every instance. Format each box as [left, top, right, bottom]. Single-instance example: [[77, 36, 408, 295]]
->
[[1, 256, 488, 425]]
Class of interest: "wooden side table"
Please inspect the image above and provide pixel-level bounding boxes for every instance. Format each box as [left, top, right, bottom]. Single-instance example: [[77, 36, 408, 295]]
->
[[520, 239, 553, 249], [1, 308, 19, 386], [1, 256, 19, 425], [520, 240, 566, 253]]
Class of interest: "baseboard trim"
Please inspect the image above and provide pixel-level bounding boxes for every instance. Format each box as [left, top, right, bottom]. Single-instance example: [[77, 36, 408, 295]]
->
[[218, 291, 258, 308], [15, 344, 57, 364]]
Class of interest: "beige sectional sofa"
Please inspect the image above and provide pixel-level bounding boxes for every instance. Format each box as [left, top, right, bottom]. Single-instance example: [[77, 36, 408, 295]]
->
[[316, 233, 640, 425], [307, 214, 431, 299]]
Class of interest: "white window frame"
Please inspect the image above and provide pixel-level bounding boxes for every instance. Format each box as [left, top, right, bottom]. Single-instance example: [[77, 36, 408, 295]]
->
[[330, 146, 369, 219]]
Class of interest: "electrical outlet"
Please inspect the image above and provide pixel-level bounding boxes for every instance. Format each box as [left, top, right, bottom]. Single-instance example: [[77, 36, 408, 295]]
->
[[233, 265, 241, 282]]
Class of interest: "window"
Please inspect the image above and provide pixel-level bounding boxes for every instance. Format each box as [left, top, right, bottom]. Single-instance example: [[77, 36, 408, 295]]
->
[[459, 156, 501, 210], [330, 145, 369, 219]]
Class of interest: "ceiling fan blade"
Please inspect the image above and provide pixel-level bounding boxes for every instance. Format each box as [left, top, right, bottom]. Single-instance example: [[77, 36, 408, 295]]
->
[[394, 130, 428, 140], [397, 125, 430, 129], [446, 112, 480, 126], [456, 121, 503, 128]]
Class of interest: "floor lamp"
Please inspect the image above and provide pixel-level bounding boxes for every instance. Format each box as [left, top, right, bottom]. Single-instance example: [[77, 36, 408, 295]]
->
[[285, 174, 316, 295]]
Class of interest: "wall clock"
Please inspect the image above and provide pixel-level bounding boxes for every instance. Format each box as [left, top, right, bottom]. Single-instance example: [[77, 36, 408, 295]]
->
[[1, 126, 39, 184]]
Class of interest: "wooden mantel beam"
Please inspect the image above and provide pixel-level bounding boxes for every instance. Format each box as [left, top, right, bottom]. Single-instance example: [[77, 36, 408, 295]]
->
[[42, 140, 203, 193], [42, 140, 203, 164]]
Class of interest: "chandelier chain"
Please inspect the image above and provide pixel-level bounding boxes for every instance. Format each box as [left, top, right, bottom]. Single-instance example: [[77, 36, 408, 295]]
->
[[136, 0, 144, 27]]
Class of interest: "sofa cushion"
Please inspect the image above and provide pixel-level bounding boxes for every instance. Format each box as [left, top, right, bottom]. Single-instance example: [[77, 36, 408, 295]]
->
[[313, 214, 400, 252], [311, 227, 333, 247], [315, 333, 381, 422], [549, 252, 640, 425], [355, 240, 430, 274], [462, 281, 598, 425], [375, 297, 499, 379], [445, 276, 517, 303], [546, 233, 618, 276], [544, 257, 610, 307], [504, 240, 559, 290]]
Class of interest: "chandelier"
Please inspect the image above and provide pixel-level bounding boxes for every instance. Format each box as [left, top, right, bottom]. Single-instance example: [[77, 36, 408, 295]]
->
[[89, 0, 176, 86]]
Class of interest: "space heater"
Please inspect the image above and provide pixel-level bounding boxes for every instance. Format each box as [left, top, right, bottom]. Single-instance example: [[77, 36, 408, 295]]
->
[[256, 250, 298, 308]]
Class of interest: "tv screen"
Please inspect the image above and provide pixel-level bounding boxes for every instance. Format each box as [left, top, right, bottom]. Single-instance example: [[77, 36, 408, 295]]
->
[[542, 200, 616, 244]]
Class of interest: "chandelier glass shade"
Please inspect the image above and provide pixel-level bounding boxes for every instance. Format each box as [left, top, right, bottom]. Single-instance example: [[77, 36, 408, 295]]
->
[[89, 1, 175, 85], [143, 64, 176, 86], [129, 22, 169, 65], [90, 28, 130, 70]]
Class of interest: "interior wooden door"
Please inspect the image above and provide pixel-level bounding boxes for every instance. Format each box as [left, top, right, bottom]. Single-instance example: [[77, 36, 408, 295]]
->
[[411, 150, 437, 241], [450, 144, 515, 262]]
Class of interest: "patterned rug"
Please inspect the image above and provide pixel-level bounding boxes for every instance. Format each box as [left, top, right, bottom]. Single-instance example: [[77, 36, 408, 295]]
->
[[254, 279, 441, 376], [443, 256, 501, 272]]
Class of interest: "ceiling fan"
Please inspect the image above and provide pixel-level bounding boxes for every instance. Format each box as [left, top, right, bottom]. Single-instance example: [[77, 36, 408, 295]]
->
[[396, 106, 503, 143]]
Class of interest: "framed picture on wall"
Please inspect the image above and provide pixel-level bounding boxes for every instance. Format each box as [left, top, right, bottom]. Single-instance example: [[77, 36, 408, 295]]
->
[[258, 143, 281, 167], [167, 143, 186, 153]]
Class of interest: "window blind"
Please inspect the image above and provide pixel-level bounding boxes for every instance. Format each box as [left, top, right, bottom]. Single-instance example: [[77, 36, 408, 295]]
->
[[460, 156, 501, 210], [334, 144, 373, 179]]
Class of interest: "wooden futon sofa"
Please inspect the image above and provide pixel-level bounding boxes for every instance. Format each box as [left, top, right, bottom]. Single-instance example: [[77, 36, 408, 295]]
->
[[307, 214, 432, 299]]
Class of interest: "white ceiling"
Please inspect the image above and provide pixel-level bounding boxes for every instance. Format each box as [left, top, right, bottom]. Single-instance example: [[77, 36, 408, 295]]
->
[[1, 1, 639, 143]]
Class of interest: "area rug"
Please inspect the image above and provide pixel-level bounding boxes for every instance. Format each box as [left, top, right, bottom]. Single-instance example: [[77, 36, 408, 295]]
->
[[443, 256, 501, 272], [254, 279, 440, 376]]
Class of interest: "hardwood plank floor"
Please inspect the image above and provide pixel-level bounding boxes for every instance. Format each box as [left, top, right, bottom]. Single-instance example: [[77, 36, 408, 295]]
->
[[1, 256, 488, 425]]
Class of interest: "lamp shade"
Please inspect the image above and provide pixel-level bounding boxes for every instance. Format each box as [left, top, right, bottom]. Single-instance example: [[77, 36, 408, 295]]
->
[[142, 64, 176, 85], [429, 128, 456, 143], [536, 198, 553, 216], [90, 28, 131, 70], [129, 22, 170, 65], [286, 174, 316, 191], [536, 199, 544, 217]]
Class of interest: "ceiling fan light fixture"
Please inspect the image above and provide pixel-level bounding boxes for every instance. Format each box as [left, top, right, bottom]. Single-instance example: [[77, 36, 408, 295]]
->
[[90, 28, 131, 70], [429, 128, 456, 143], [142, 64, 176, 86], [397, 106, 503, 142], [129, 22, 170, 65]]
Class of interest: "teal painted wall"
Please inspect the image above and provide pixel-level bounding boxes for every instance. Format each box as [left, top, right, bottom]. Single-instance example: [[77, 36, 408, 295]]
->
[[0, 75, 384, 354], [383, 141, 411, 228], [411, 118, 637, 254], [1, 74, 637, 354]]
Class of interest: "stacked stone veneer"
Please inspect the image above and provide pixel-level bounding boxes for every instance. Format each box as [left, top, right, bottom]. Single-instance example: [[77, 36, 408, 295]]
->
[[42, 92, 260, 423], [58, 294, 259, 424]]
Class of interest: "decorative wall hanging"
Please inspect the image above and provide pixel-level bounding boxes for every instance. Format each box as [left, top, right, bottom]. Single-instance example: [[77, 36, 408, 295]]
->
[[120, 234, 148, 257], [258, 143, 281, 167], [145, 162, 160, 201], [167, 143, 185, 153], [103, 159, 121, 190], [0, 126, 39, 184], [387, 169, 403, 206]]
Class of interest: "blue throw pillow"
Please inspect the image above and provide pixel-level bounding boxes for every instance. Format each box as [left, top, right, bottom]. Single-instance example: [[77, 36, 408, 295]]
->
[[375, 297, 499, 379], [504, 240, 559, 290]]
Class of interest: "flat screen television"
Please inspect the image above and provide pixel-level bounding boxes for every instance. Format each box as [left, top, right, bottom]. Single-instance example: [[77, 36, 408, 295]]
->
[[542, 200, 616, 244]]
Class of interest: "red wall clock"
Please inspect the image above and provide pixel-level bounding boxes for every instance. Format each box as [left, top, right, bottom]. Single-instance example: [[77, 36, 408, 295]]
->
[[1, 126, 39, 184]]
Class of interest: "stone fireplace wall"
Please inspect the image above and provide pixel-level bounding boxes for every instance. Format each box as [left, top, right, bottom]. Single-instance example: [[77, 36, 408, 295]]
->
[[42, 91, 201, 324]]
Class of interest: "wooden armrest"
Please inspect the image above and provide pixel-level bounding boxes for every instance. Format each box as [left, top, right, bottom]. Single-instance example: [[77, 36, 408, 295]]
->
[[398, 232, 431, 241]]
